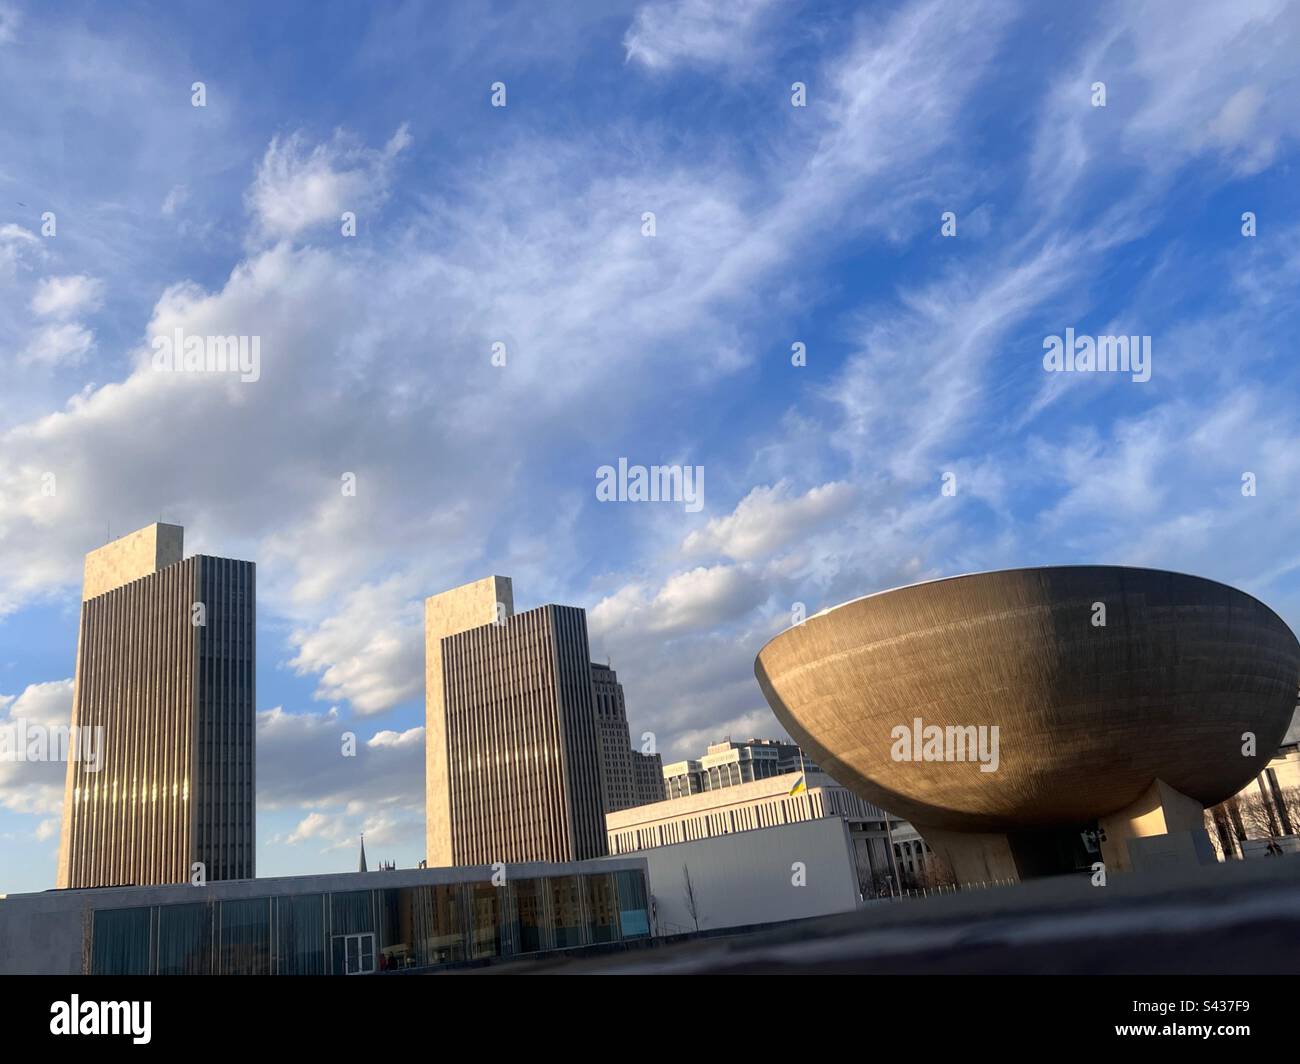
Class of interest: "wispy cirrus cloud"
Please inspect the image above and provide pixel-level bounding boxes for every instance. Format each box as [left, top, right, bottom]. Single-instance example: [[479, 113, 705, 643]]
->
[[247, 123, 412, 243], [624, 0, 780, 72]]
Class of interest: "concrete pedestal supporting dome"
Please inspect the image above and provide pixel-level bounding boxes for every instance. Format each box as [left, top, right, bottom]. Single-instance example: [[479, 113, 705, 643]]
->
[[755, 566, 1300, 883]]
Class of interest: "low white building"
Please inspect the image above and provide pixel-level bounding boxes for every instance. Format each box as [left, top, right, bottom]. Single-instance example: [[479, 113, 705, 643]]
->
[[607, 770, 933, 896], [602, 817, 865, 935]]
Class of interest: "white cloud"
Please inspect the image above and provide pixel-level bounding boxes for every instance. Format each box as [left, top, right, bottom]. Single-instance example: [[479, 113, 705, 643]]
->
[[1029, 0, 1300, 207], [0, 679, 73, 821], [247, 123, 411, 241], [262, 706, 424, 858], [592, 563, 766, 637], [624, 0, 778, 71], [161, 184, 189, 216], [683, 480, 857, 561], [282, 807, 417, 854], [285, 810, 336, 844], [827, 240, 1082, 480], [288, 578, 424, 716], [20, 322, 94, 366], [30, 274, 104, 318], [0, 223, 40, 277], [256, 705, 424, 812], [367, 727, 423, 749], [669, 708, 788, 760]]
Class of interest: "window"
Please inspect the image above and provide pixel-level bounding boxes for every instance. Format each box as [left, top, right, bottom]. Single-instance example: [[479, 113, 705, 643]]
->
[[550, 875, 585, 948], [615, 870, 651, 939], [333, 932, 376, 975], [219, 897, 270, 975], [584, 873, 619, 944], [468, 882, 504, 959], [157, 902, 212, 975], [90, 907, 152, 975], [513, 878, 550, 954], [276, 894, 325, 975], [409, 884, 466, 967]]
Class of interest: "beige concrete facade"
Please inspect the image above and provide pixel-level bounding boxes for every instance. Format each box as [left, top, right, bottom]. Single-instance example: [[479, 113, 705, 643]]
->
[[424, 577, 607, 867], [81, 522, 183, 601], [917, 827, 1020, 884], [1098, 778, 1208, 873], [755, 566, 1300, 883], [58, 524, 255, 888]]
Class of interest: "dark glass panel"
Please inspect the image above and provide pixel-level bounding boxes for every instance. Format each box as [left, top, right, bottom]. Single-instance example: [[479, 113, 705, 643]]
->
[[614, 870, 651, 939], [513, 877, 550, 954], [219, 897, 270, 975], [157, 902, 212, 975], [275, 893, 325, 975], [376, 889, 417, 972], [91, 907, 152, 975], [584, 873, 619, 944], [330, 890, 373, 935], [327, 884, 374, 931], [410, 884, 465, 967], [468, 881, 504, 959], [550, 875, 585, 949]]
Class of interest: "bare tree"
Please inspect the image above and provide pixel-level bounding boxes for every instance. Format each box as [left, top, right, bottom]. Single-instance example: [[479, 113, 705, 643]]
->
[[1211, 786, 1300, 850], [682, 864, 701, 932], [1237, 790, 1281, 839], [1280, 786, 1300, 837], [1204, 806, 1234, 860]]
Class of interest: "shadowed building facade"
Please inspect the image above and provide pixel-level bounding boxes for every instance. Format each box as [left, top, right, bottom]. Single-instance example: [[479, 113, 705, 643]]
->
[[425, 577, 607, 867], [591, 662, 664, 811], [57, 523, 256, 888], [755, 566, 1300, 884]]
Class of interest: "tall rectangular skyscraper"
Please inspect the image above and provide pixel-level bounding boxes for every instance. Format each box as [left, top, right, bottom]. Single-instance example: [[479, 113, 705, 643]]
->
[[425, 576, 607, 866], [57, 523, 256, 888]]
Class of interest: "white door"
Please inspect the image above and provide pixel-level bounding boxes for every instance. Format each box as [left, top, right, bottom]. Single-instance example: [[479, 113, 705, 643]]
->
[[339, 933, 376, 975]]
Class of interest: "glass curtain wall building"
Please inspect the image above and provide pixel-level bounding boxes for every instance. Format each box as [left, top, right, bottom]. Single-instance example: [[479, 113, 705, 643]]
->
[[79, 865, 650, 975]]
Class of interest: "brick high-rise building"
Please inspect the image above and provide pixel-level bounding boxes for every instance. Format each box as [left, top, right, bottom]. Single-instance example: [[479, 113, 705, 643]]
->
[[57, 523, 255, 888], [424, 576, 607, 866]]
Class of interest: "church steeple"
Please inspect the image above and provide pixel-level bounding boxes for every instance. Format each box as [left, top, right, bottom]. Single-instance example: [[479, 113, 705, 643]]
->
[[358, 833, 367, 873]]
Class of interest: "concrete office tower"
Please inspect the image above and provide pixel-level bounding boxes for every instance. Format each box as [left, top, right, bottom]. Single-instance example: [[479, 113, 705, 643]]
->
[[425, 576, 608, 867], [591, 663, 664, 812], [57, 523, 256, 888], [632, 747, 665, 806]]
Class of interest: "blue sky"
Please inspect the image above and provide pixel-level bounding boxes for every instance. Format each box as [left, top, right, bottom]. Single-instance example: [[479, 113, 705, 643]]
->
[[2, 0, 1299, 893]]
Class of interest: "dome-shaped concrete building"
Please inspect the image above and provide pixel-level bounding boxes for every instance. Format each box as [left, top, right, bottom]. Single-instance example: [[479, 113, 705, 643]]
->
[[755, 567, 1300, 883]]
